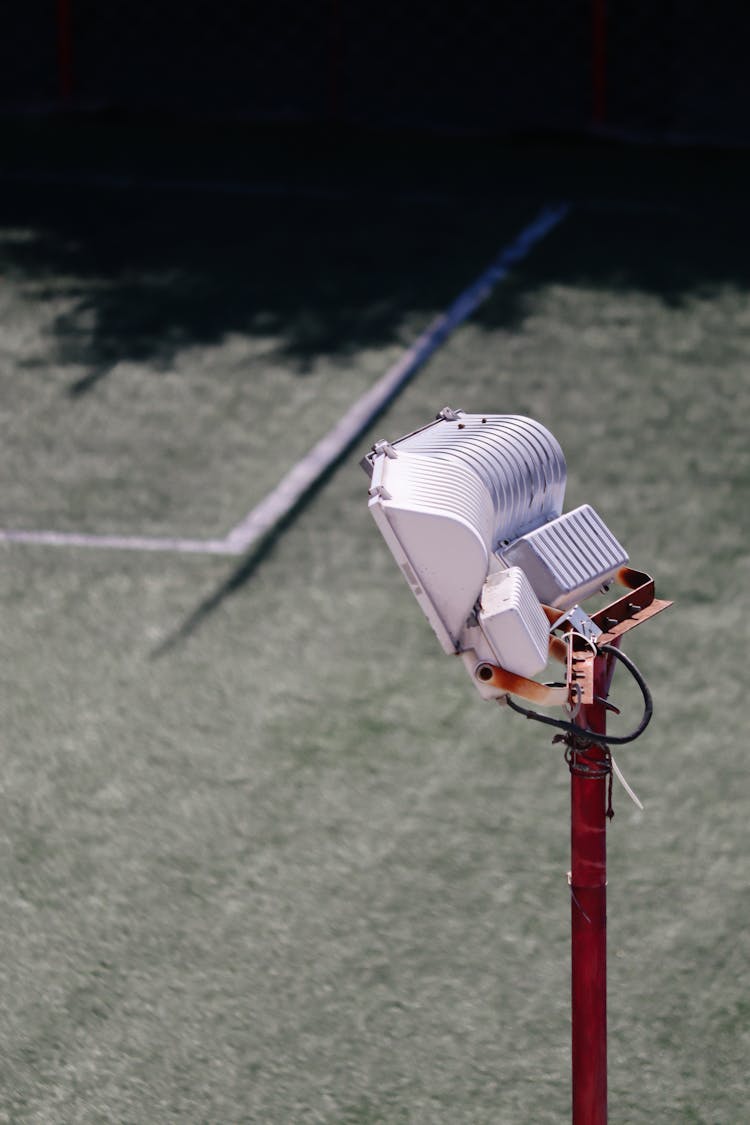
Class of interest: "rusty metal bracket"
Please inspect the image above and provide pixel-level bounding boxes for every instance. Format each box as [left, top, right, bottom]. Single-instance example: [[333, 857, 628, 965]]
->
[[591, 565, 672, 645], [475, 630, 594, 710], [475, 662, 569, 707], [566, 639, 595, 707], [545, 564, 670, 706]]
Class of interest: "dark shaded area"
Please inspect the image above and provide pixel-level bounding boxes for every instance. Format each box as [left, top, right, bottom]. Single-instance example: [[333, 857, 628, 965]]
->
[[480, 199, 750, 330], [4, 120, 750, 400], [2, 180, 475, 393], [1, 126, 542, 395], [6, 3, 750, 144], [605, 1, 750, 144], [5, 2, 589, 132]]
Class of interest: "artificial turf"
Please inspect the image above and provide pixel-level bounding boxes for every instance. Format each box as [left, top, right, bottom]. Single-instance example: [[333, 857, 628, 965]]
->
[[0, 121, 747, 1122]]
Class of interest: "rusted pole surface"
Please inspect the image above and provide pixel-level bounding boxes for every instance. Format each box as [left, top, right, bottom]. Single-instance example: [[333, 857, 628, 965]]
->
[[569, 649, 616, 1125]]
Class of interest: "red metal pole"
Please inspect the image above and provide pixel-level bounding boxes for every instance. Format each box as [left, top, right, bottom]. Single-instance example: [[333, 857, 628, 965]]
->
[[569, 649, 616, 1124], [56, 0, 74, 102], [591, 0, 607, 126], [327, 0, 343, 122]]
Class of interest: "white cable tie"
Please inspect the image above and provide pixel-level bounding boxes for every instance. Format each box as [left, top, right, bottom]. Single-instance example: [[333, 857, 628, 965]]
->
[[562, 629, 598, 657], [610, 753, 644, 812]]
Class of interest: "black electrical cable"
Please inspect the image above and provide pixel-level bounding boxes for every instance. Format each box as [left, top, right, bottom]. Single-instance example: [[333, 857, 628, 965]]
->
[[505, 643, 653, 747]]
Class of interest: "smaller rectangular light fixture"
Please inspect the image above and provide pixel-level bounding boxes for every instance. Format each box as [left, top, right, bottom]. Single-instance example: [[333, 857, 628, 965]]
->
[[498, 504, 628, 609], [478, 568, 550, 678]]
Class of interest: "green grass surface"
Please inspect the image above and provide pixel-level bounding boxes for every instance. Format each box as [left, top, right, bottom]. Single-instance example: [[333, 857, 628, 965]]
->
[[0, 122, 748, 1123]]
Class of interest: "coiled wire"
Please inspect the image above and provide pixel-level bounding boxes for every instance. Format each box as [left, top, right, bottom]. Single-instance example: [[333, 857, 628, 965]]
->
[[505, 643, 653, 748]]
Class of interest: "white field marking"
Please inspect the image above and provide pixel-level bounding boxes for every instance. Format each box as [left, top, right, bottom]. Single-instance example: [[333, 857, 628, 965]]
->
[[0, 529, 238, 555], [0, 202, 570, 556]]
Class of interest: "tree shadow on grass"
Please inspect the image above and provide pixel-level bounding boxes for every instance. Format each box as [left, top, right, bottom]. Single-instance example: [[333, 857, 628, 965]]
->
[[0, 175, 516, 398], [5, 123, 750, 394], [5, 126, 750, 645], [5, 137, 750, 401], [488, 199, 750, 322]]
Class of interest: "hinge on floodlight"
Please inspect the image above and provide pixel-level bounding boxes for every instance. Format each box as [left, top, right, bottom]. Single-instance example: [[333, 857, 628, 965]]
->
[[361, 439, 398, 480], [367, 447, 393, 500], [372, 440, 398, 459], [436, 406, 462, 421], [369, 483, 392, 500]]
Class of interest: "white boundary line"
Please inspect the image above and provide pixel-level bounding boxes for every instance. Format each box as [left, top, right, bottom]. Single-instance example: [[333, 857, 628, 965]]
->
[[0, 202, 570, 556], [0, 528, 234, 555]]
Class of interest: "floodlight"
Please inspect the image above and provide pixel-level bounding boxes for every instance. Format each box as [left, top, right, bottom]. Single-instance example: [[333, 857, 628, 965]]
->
[[362, 406, 671, 1125], [362, 407, 628, 694]]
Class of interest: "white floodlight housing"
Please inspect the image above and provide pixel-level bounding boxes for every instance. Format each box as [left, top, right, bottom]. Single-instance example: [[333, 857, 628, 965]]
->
[[363, 409, 628, 697]]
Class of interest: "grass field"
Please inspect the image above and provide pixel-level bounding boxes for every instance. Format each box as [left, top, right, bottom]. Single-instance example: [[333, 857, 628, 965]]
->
[[0, 120, 748, 1123]]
